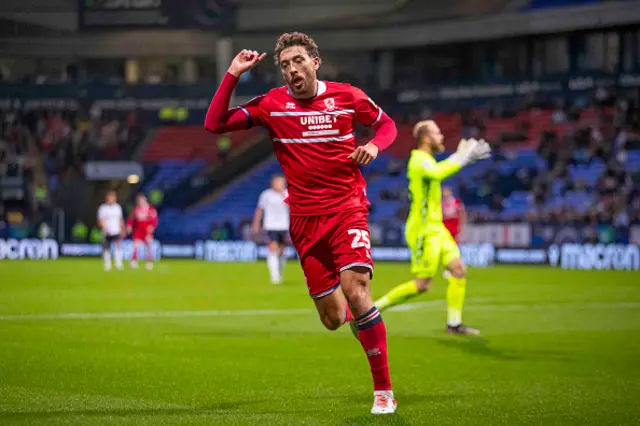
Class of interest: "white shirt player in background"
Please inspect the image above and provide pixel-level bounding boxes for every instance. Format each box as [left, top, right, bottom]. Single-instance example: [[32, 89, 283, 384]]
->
[[252, 175, 290, 284], [97, 190, 125, 271]]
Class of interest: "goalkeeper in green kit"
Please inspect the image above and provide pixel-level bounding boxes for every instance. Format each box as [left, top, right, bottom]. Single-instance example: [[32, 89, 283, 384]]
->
[[375, 120, 491, 334]]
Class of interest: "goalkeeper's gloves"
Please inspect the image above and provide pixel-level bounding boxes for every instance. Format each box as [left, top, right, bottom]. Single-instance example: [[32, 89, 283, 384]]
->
[[451, 138, 492, 167]]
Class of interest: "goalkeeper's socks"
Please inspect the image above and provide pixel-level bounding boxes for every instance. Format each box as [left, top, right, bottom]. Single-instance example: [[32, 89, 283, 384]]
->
[[356, 307, 392, 391], [446, 276, 466, 327], [375, 280, 420, 311]]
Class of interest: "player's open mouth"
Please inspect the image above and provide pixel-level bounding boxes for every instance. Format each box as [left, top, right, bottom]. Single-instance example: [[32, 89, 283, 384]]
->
[[292, 77, 304, 88]]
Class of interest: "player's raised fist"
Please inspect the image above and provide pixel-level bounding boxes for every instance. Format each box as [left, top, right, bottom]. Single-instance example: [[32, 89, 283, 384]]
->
[[228, 49, 267, 77], [348, 142, 379, 166]]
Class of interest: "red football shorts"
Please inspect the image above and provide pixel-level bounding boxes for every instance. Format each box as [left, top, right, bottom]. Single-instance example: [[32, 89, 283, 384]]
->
[[289, 207, 373, 299], [132, 229, 152, 242], [445, 225, 460, 243]]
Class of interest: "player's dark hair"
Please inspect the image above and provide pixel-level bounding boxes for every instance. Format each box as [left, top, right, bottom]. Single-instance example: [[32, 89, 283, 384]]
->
[[274, 32, 320, 65]]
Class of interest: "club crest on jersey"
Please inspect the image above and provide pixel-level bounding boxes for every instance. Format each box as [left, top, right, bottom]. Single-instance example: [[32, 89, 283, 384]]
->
[[324, 98, 336, 112], [286, 102, 296, 110]]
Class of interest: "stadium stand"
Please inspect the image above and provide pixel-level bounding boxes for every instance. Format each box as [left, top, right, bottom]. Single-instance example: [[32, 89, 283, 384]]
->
[[150, 92, 640, 241], [522, 0, 612, 10], [142, 160, 206, 194], [141, 126, 263, 163]]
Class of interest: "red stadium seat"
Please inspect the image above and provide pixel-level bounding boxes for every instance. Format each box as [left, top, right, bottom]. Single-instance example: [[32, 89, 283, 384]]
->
[[141, 126, 263, 163]]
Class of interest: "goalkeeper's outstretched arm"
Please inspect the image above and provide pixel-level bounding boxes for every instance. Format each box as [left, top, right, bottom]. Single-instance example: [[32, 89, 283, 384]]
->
[[421, 138, 492, 181], [420, 157, 462, 181]]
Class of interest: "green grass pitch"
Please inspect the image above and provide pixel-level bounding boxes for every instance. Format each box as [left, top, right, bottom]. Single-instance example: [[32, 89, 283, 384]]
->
[[0, 260, 639, 425]]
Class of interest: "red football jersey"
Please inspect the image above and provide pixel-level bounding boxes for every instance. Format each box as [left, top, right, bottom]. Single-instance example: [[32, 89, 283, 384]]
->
[[127, 205, 158, 231], [443, 197, 464, 237], [233, 81, 383, 215]]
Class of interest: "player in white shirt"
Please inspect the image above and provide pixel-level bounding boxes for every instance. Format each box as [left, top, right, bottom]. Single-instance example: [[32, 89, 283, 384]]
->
[[97, 191, 125, 271], [252, 175, 290, 284]]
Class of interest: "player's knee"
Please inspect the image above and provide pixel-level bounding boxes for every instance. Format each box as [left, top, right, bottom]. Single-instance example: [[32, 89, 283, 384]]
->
[[451, 263, 466, 279], [341, 272, 369, 302], [319, 310, 344, 331], [321, 317, 342, 331], [415, 277, 431, 292]]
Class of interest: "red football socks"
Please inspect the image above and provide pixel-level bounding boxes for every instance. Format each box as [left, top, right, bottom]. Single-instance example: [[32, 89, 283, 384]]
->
[[356, 307, 392, 391], [344, 302, 354, 323]]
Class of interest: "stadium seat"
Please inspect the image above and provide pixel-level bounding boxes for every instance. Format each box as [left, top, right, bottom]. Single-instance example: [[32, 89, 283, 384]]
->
[[141, 126, 264, 163]]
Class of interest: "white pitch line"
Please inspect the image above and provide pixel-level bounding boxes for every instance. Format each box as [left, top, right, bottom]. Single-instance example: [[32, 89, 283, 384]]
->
[[0, 301, 447, 321], [465, 301, 640, 311], [0, 308, 312, 321], [0, 300, 637, 321]]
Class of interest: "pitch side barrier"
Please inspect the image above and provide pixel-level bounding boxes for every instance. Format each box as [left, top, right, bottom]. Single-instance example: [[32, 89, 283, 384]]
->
[[1, 239, 638, 271]]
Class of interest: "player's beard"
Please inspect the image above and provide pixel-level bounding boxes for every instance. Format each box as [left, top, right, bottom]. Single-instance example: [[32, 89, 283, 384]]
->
[[288, 74, 312, 98], [432, 141, 445, 153], [290, 77, 304, 94]]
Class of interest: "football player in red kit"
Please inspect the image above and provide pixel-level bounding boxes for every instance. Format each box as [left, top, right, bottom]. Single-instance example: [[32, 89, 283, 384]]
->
[[126, 194, 158, 270], [442, 186, 466, 242], [204, 32, 398, 414]]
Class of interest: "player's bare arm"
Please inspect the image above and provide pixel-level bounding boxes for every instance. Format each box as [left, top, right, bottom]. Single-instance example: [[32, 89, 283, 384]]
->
[[348, 143, 379, 166], [126, 214, 133, 234], [251, 207, 264, 236]]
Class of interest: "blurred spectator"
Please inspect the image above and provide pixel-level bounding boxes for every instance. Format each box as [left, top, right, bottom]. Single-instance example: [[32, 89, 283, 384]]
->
[[217, 134, 231, 163], [71, 220, 88, 242], [149, 189, 164, 207]]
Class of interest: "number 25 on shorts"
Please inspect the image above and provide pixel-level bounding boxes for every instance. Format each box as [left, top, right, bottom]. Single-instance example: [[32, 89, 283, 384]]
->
[[348, 229, 371, 249]]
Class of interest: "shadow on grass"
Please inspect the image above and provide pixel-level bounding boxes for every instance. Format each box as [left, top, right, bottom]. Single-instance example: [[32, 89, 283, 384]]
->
[[0, 393, 444, 422], [339, 392, 462, 426], [432, 336, 572, 362], [0, 399, 322, 420], [341, 413, 412, 426]]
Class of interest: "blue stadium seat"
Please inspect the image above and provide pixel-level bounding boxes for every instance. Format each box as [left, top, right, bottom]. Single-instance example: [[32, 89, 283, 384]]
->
[[144, 160, 206, 193], [522, 0, 603, 10]]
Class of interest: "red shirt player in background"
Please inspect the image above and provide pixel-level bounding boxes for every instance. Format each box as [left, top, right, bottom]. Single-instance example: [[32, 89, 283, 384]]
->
[[204, 32, 398, 414], [442, 186, 466, 242], [126, 194, 158, 270]]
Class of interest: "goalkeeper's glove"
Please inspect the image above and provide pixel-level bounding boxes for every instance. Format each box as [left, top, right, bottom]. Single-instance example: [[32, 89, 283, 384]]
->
[[451, 138, 492, 167]]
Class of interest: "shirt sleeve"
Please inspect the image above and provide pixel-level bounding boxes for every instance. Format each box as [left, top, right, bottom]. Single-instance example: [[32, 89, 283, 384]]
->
[[257, 191, 267, 209], [204, 73, 268, 133], [351, 86, 383, 127], [235, 95, 267, 129], [420, 157, 462, 181], [97, 206, 104, 221]]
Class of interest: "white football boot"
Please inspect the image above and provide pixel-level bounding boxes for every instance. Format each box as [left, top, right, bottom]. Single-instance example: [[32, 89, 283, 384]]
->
[[371, 391, 397, 415]]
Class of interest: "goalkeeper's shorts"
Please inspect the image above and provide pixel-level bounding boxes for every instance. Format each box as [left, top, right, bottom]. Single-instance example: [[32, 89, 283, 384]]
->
[[406, 226, 460, 278]]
